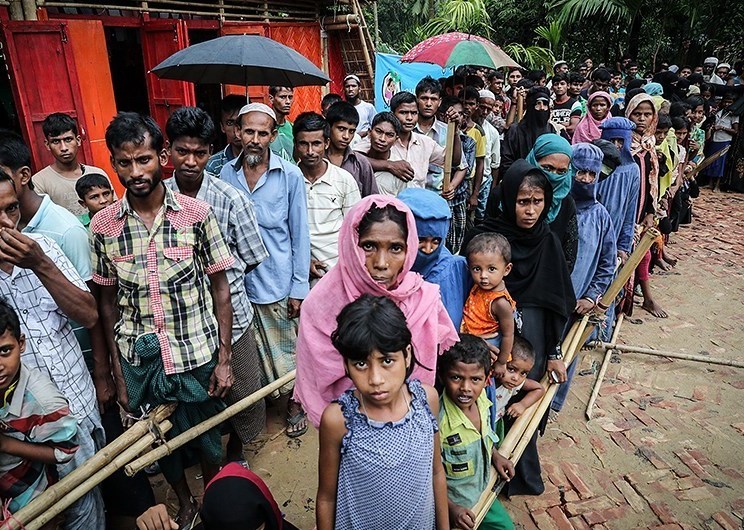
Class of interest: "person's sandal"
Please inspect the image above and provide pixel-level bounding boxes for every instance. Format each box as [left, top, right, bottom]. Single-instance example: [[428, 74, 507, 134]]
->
[[175, 499, 200, 530], [286, 411, 308, 438]]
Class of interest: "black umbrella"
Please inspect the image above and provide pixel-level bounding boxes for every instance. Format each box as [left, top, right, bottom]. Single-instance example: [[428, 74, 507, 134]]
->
[[151, 34, 330, 87]]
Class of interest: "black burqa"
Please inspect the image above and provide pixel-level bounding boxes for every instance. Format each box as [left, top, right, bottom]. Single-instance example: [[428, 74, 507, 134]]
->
[[500, 87, 557, 175], [485, 160, 576, 496]]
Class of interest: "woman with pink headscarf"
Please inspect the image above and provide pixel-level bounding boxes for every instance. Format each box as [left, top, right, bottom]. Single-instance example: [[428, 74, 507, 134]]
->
[[294, 195, 459, 427], [571, 91, 613, 144]]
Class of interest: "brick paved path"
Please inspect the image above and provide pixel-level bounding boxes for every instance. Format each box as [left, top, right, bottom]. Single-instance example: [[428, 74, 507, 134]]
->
[[502, 190, 744, 530]]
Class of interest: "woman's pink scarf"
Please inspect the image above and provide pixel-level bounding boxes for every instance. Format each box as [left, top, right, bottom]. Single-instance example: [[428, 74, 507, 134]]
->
[[572, 91, 612, 145], [293, 195, 459, 428]]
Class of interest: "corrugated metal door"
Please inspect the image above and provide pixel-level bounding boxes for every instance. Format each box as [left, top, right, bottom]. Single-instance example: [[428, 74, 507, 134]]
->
[[1, 21, 92, 171]]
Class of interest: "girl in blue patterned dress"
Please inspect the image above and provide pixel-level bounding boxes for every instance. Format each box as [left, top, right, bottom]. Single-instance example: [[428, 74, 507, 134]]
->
[[316, 294, 449, 530]]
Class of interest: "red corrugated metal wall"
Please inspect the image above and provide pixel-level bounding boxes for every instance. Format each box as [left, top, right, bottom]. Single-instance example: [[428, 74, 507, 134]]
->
[[270, 23, 323, 120], [327, 32, 347, 96]]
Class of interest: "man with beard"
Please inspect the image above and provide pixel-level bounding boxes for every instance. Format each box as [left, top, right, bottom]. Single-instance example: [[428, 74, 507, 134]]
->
[[500, 86, 556, 175], [343, 74, 376, 137], [220, 103, 311, 438], [93, 112, 235, 528]]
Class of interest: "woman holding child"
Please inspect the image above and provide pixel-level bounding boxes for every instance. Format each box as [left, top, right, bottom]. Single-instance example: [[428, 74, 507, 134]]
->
[[478, 160, 576, 495], [294, 195, 459, 428]]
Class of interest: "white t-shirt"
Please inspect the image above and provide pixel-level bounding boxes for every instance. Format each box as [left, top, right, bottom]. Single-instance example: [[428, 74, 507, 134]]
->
[[304, 161, 361, 267], [712, 110, 739, 143], [354, 100, 377, 134], [492, 381, 526, 421]]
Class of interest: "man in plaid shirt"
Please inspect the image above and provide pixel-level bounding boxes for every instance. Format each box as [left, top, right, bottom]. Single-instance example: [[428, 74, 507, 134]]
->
[[92, 112, 234, 527]]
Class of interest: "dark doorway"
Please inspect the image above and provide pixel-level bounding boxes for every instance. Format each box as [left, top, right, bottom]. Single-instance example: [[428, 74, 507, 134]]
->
[[188, 29, 227, 151], [0, 50, 21, 132], [105, 27, 149, 115]]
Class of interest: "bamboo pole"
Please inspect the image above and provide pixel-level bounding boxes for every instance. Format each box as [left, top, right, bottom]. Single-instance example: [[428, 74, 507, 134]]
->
[[592, 341, 744, 369], [3, 404, 175, 530], [443, 121, 457, 193], [125, 370, 296, 477], [468, 229, 660, 528], [469, 317, 590, 528], [22, 420, 173, 530], [585, 314, 624, 420]]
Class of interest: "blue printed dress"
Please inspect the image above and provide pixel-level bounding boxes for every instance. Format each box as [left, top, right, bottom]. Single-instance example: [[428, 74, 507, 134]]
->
[[334, 379, 438, 530]]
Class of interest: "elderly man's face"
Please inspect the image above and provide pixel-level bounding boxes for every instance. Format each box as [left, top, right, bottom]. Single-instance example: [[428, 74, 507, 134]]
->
[[240, 112, 277, 162]]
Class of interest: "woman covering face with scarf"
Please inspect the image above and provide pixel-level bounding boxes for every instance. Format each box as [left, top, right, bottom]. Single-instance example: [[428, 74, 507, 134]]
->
[[500, 86, 557, 175]]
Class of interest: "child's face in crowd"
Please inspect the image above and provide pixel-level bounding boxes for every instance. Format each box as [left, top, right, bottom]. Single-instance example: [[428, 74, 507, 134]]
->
[[442, 361, 488, 411], [629, 101, 654, 134], [468, 251, 512, 291], [515, 184, 546, 229], [589, 97, 610, 121], [81, 186, 114, 216], [369, 121, 398, 154], [359, 219, 407, 290], [418, 236, 441, 255], [655, 127, 670, 146], [497, 355, 533, 390], [346, 348, 411, 405], [329, 121, 357, 151], [0, 330, 24, 392], [691, 105, 706, 124], [675, 128, 689, 144]]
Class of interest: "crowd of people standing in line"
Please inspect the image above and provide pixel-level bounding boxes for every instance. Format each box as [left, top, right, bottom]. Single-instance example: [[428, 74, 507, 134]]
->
[[0, 51, 740, 530]]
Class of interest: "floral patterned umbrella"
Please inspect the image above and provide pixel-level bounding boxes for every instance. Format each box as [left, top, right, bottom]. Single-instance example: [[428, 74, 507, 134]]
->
[[401, 32, 520, 70]]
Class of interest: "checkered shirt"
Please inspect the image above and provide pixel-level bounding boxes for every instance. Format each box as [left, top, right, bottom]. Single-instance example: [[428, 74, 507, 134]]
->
[[90, 185, 235, 374], [0, 234, 98, 423], [165, 173, 268, 342]]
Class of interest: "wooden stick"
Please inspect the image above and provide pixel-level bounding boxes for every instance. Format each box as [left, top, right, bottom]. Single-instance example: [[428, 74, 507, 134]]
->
[[592, 341, 744, 369], [3, 404, 175, 530], [443, 121, 457, 193], [585, 314, 624, 420], [469, 317, 590, 527], [125, 370, 296, 477], [22, 420, 173, 530]]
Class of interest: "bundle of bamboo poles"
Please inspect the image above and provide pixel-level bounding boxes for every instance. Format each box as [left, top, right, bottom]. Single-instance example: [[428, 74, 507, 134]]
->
[[463, 228, 660, 528], [1, 371, 297, 530]]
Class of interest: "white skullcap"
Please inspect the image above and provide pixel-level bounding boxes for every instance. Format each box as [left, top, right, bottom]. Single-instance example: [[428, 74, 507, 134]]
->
[[717, 63, 731, 70], [479, 89, 496, 100], [704, 57, 718, 65], [238, 103, 277, 122]]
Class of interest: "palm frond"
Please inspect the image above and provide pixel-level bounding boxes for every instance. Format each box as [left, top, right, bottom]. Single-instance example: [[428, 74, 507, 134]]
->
[[548, 0, 632, 26], [534, 20, 563, 50], [503, 43, 556, 72]]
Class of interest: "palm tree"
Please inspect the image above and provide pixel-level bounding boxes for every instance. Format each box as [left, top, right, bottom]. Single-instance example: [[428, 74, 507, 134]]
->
[[422, 0, 492, 36], [548, 0, 645, 58]]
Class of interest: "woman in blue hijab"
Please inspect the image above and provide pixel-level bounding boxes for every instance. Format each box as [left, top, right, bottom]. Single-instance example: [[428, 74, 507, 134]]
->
[[525, 134, 579, 272], [399, 188, 472, 330]]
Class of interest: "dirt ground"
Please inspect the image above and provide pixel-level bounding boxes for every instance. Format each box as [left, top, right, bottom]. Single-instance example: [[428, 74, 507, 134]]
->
[[137, 188, 743, 530]]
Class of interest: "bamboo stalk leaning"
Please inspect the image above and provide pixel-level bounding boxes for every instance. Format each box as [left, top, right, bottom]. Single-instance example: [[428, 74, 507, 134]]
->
[[22, 420, 174, 530], [125, 370, 297, 477], [1, 404, 175, 530]]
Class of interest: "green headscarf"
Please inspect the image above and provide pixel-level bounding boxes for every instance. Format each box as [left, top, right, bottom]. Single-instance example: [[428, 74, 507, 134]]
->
[[526, 133, 574, 223]]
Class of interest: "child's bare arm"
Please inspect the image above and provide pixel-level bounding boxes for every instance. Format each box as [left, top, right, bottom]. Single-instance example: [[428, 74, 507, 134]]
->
[[506, 379, 546, 418], [424, 385, 450, 530], [317, 403, 346, 530], [491, 297, 515, 363], [490, 448, 515, 482], [0, 434, 58, 465]]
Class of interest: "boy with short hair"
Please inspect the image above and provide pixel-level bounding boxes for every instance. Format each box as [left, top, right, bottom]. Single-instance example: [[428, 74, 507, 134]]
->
[[205, 94, 247, 176], [32, 113, 111, 217], [324, 102, 377, 196], [460, 86, 487, 214], [438, 334, 516, 530], [0, 298, 80, 513], [75, 173, 115, 227]]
